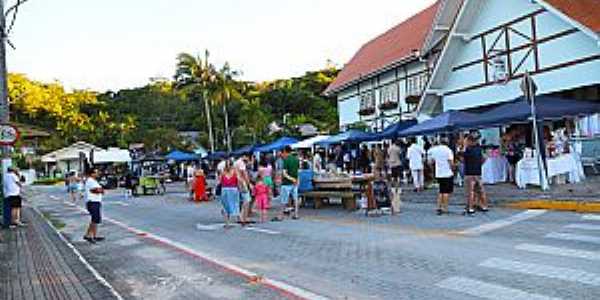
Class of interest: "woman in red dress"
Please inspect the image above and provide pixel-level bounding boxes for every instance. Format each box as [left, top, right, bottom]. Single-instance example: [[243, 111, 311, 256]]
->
[[192, 170, 208, 202]]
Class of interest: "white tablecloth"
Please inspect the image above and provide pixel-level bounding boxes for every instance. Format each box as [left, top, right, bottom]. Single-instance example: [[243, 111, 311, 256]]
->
[[482, 156, 508, 184], [516, 154, 585, 188]]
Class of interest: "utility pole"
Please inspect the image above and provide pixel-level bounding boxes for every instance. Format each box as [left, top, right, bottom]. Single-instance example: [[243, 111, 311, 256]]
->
[[0, 0, 12, 228]]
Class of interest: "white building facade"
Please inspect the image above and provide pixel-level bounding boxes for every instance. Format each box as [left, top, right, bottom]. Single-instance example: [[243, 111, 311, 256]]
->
[[420, 0, 600, 124]]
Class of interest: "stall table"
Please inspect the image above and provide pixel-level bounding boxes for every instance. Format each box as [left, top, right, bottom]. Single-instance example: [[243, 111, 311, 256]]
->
[[305, 176, 357, 210], [516, 154, 585, 188]]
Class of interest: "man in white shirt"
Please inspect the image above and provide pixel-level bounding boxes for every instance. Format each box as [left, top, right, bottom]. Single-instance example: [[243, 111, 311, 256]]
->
[[428, 137, 455, 215], [407, 138, 425, 192], [387, 141, 403, 187], [4, 167, 25, 227], [84, 169, 104, 243]]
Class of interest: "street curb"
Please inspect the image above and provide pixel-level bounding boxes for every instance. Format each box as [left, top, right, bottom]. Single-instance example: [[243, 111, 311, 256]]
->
[[502, 200, 600, 213], [29, 205, 125, 300]]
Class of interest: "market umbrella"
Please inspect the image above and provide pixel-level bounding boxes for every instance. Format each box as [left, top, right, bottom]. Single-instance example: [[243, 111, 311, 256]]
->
[[366, 120, 418, 141], [254, 137, 299, 153], [165, 150, 199, 162], [462, 96, 600, 129], [398, 110, 480, 137]]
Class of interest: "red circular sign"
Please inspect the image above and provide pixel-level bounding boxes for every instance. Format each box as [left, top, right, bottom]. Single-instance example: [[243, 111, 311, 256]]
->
[[0, 124, 20, 146]]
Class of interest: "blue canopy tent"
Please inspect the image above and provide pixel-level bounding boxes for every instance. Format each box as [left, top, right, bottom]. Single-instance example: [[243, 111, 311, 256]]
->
[[165, 150, 199, 162], [366, 120, 418, 141], [231, 144, 258, 157], [206, 151, 228, 161], [316, 129, 373, 146], [254, 137, 299, 153], [462, 96, 600, 129], [398, 111, 480, 137]]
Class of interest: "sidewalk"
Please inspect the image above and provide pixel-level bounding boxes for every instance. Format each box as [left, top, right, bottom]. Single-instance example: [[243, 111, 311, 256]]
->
[[0, 206, 119, 300]]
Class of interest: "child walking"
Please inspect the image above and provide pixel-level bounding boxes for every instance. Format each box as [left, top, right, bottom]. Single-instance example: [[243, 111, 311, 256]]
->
[[253, 174, 271, 223]]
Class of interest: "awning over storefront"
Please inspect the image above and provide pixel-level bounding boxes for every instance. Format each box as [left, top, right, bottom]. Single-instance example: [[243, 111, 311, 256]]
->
[[463, 96, 600, 129]]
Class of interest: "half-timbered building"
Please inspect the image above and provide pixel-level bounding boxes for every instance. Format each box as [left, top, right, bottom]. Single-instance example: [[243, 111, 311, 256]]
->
[[419, 0, 600, 136], [325, 2, 447, 132]]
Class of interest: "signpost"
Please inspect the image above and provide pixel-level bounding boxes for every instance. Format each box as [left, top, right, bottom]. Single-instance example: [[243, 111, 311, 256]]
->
[[520, 71, 549, 191]]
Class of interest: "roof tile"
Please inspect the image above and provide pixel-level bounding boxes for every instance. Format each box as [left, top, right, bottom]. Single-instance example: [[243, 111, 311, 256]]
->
[[545, 0, 600, 32], [326, 2, 440, 94]]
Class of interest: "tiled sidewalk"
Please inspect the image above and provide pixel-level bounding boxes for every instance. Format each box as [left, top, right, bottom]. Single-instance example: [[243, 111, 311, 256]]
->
[[0, 207, 119, 300]]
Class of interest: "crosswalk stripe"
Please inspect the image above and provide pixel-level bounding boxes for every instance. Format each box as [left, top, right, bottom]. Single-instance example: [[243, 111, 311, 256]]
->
[[565, 223, 600, 231], [480, 258, 600, 286], [546, 232, 600, 244], [582, 214, 600, 221], [458, 210, 546, 236], [515, 243, 600, 261], [436, 277, 560, 300], [245, 227, 281, 235]]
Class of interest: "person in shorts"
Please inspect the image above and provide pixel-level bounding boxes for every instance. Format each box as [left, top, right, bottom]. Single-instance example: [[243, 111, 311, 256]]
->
[[463, 134, 489, 214], [387, 140, 403, 187], [84, 169, 104, 243], [4, 167, 25, 228], [273, 146, 299, 221], [428, 138, 455, 215]]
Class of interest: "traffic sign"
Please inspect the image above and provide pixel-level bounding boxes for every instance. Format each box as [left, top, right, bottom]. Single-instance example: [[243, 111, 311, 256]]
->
[[0, 124, 20, 145]]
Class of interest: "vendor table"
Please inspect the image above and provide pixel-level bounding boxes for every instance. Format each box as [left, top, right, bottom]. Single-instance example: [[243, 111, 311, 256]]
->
[[482, 156, 509, 184], [515, 154, 585, 188]]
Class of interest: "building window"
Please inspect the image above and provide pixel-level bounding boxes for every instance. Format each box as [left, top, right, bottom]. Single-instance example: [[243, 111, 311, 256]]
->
[[407, 73, 428, 97], [359, 91, 376, 115], [378, 83, 399, 110]]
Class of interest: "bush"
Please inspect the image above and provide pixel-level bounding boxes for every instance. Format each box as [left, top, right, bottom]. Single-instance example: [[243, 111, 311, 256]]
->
[[33, 178, 65, 185]]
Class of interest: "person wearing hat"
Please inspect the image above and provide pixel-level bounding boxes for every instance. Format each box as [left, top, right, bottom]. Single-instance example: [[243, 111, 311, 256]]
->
[[463, 133, 489, 214], [4, 167, 25, 228], [428, 137, 455, 215]]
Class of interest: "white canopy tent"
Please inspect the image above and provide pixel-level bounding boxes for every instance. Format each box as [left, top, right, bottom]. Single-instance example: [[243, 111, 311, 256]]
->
[[92, 148, 132, 164], [41, 141, 103, 163], [291, 135, 330, 149]]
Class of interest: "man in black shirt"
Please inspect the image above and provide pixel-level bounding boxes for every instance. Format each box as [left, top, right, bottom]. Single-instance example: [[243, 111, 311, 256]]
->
[[463, 135, 489, 214]]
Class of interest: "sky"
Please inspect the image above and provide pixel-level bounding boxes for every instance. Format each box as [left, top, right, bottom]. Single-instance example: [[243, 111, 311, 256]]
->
[[6, 0, 437, 92]]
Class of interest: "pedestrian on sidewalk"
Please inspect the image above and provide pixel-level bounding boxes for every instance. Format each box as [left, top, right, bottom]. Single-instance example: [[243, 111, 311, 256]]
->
[[407, 138, 425, 192], [463, 134, 489, 214], [235, 155, 252, 224], [219, 161, 240, 228], [66, 171, 81, 202], [388, 140, 403, 187], [428, 137, 455, 215], [253, 174, 271, 223], [191, 169, 208, 202], [84, 169, 105, 243], [4, 167, 26, 228], [273, 146, 300, 221]]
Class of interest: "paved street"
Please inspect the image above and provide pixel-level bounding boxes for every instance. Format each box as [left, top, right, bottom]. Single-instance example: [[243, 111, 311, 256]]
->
[[27, 184, 600, 300]]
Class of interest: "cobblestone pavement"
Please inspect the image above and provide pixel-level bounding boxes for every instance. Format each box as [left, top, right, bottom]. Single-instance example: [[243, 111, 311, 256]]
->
[[28, 184, 600, 300], [25, 187, 286, 300], [0, 207, 117, 300]]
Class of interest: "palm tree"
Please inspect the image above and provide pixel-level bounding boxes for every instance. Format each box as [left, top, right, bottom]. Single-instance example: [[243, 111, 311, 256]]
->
[[174, 50, 218, 152], [213, 64, 242, 152]]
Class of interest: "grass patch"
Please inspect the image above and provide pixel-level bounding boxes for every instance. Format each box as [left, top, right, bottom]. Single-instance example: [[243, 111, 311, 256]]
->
[[42, 212, 66, 230], [33, 178, 65, 185]]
